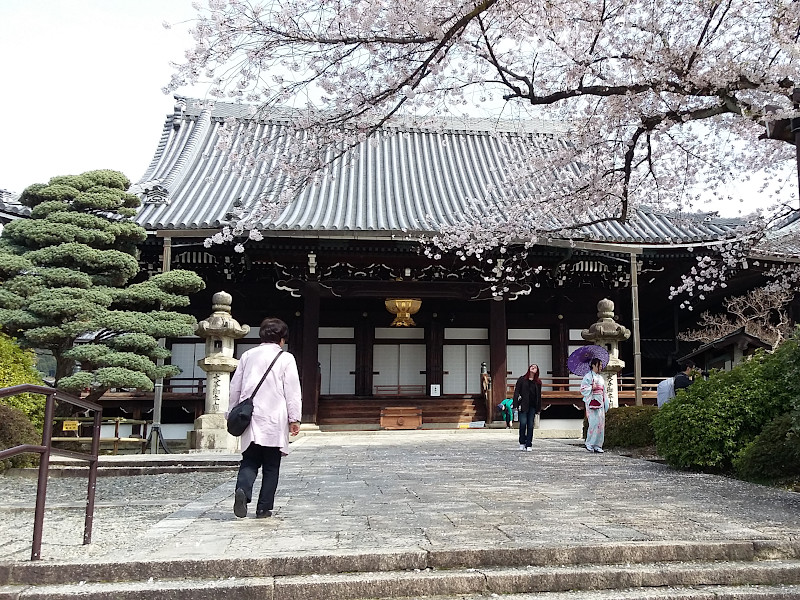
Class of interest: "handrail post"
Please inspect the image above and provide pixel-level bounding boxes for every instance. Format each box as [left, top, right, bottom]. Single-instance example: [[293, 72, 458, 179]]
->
[[84, 409, 102, 544], [0, 383, 103, 560], [31, 389, 57, 561]]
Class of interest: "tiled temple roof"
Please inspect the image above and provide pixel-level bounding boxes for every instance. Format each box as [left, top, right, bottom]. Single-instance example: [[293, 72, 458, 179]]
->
[[130, 98, 746, 246], [5, 97, 749, 247], [753, 211, 800, 260]]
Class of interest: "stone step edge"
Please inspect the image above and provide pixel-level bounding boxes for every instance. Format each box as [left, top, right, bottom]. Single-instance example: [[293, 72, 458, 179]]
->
[[3, 540, 800, 587], [7, 465, 238, 478], [4, 561, 800, 600]]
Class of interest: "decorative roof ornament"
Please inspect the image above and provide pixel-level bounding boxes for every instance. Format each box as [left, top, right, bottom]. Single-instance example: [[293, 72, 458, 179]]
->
[[172, 98, 186, 131], [142, 184, 170, 205]]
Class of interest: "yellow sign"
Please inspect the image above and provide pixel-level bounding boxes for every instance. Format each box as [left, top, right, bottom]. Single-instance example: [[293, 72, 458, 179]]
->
[[62, 420, 80, 432]]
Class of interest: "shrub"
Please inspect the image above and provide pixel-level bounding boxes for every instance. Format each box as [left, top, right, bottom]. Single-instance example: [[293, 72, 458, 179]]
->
[[0, 333, 45, 430], [0, 404, 41, 474], [733, 412, 800, 482], [605, 405, 658, 448], [652, 330, 800, 472]]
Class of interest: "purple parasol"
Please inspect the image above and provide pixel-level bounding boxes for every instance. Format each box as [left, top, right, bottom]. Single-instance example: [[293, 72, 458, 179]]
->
[[567, 345, 610, 377]]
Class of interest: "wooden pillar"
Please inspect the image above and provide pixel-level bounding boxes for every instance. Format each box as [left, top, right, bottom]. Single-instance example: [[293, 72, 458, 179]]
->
[[301, 283, 321, 423], [426, 319, 444, 395], [489, 299, 507, 422], [553, 316, 568, 380], [630, 252, 643, 406], [355, 315, 374, 396]]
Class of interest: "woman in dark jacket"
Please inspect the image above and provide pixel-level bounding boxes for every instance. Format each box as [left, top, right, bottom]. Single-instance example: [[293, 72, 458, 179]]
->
[[513, 364, 542, 452]]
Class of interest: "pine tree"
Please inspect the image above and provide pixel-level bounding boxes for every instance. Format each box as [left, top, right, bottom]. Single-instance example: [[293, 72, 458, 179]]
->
[[0, 170, 205, 403]]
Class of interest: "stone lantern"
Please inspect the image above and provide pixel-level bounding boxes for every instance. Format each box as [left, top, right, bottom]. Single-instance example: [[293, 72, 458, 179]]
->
[[581, 298, 630, 408], [190, 291, 250, 451]]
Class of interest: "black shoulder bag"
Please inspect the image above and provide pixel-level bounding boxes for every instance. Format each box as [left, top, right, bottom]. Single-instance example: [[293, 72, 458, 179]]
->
[[227, 351, 284, 436]]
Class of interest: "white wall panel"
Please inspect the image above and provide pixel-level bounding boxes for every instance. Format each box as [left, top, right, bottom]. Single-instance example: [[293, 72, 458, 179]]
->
[[443, 344, 489, 394], [444, 328, 488, 340], [506, 346, 530, 388], [506, 345, 553, 391], [508, 328, 550, 340], [319, 327, 354, 339], [528, 346, 553, 379], [318, 344, 332, 395], [373, 345, 400, 388], [399, 345, 426, 386], [466, 345, 490, 393], [374, 328, 425, 339], [443, 345, 466, 394], [235, 343, 260, 359], [319, 343, 355, 394], [169, 343, 205, 379], [567, 344, 583, 390], [373, 344, 426, 390]]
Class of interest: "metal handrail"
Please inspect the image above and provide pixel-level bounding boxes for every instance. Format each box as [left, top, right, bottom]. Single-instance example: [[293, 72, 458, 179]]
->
[[0, 384, 102, 561]]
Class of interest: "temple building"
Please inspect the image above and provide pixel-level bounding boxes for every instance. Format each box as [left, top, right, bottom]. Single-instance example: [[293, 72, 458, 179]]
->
[[0, 97, 780, 440]]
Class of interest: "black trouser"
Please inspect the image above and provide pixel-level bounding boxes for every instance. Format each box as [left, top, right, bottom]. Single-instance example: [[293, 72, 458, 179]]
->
[[236, 443, 282, 513], [518, 409, 535, 448], [502, 410, 511, 426]]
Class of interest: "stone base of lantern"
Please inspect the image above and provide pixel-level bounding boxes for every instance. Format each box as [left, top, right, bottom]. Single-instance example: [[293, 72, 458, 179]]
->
[[188, 413, 239, 452]]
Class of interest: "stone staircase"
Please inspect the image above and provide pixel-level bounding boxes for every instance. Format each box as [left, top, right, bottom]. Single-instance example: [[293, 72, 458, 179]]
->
[[317, 396, 484, 428], [3, 540, 800, 599]]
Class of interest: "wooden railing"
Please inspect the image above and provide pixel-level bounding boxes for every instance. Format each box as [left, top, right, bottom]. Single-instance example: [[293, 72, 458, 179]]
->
[[163, 377, 205, 395], [506, 376, 660, 405], [0, 384, 102, 561], [51, 417, 150, 455], [374, 384, 427, 396]]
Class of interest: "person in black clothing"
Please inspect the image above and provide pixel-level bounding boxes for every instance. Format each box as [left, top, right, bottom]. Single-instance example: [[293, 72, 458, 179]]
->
[[674, 360, 695, 391], [513, 364, 542, 452]]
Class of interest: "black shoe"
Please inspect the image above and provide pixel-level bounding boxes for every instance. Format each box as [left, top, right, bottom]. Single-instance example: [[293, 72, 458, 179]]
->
[[233, 488, 248, 518], [256, 509, 272, 518]]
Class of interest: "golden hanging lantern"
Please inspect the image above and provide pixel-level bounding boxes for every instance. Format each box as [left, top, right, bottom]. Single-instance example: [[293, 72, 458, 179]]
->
[[385, 298, 422, 327]]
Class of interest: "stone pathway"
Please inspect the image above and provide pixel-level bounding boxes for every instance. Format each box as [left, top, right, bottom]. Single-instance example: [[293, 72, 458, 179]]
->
[[1, 430, 799, 564]]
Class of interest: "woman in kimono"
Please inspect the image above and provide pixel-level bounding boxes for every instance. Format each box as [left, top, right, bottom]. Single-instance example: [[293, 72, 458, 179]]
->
[[580, 357, 609, 453], [228, 317, 302, 518]]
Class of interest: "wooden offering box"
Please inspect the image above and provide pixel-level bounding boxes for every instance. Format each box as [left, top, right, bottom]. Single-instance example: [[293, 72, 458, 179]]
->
[[380, 406, 422, 430]]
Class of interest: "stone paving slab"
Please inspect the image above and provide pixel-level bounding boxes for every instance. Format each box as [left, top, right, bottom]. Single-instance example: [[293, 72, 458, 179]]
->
[[1, 430, 800, 565]]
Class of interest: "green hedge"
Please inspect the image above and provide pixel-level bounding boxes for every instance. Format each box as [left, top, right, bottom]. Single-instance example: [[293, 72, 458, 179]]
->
[[0, 333, 45, 430], [733, 412, 800, 482], [652, 330, 800, 472], [0, 404, 41, 473], [604, 405, 658, 448]]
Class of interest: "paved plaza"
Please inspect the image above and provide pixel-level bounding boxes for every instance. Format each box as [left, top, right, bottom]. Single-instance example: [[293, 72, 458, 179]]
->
[[2, 429, 800, 565]]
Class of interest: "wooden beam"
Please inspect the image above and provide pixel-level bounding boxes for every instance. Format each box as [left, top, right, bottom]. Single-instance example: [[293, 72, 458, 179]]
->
[[355, 316, 374, 396], [489, 299, 507, 423], [426, 319, 444, 396], [301, 283, 321, 423], [630, 253, 643, 406]]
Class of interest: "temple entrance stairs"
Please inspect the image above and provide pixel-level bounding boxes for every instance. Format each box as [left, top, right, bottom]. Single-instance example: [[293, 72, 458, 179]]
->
[[4, 540, 800, 599], [317, 395, 485, 429]]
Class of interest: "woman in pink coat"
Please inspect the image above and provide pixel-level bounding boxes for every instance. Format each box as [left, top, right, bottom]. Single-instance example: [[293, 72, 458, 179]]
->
[[228, 317, 302, 518]]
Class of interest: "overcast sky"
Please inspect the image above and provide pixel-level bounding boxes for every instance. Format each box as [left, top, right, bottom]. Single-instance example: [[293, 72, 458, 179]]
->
[[0, 0, 202, 194], [0, 1, 792, 217]]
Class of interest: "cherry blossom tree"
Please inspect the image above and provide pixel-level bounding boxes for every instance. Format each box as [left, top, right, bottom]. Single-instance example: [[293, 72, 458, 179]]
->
[[166, 0, 800, 299], [678, 287, 794, 348]]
